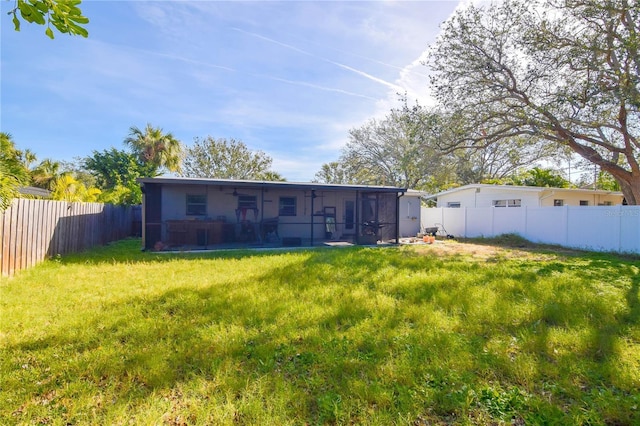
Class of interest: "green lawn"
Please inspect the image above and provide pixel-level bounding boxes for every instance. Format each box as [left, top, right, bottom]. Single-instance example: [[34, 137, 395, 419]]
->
[[1, 239, 638, 425]]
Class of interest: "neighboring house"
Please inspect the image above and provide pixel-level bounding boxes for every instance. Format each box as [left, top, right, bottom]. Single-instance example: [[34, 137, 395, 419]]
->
[[138, 177, 407, 250], [18, 186, 52, 198], [426, 184, 624, 208]]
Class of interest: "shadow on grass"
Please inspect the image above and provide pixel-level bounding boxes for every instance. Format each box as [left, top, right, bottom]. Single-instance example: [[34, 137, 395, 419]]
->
[[4, 242, 640, 424], [626, 272, 640, 324]]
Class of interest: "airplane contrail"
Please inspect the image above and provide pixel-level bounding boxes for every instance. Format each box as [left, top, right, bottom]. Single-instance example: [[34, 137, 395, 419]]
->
[[99, 39, 374, 100], [232, 27, 404, 93]]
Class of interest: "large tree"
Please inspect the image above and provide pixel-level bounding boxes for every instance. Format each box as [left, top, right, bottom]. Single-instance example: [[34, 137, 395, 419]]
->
[[124, 123, 183, 175], [313, 161, 359, 185], [180, 137, 284, 181], [429, 0, 640, 204], [336, 109, 452, 190], [316, 104, 552, 191]]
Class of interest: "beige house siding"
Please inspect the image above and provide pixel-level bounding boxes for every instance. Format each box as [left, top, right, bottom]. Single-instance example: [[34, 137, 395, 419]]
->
[[433, 185, 624, 209]]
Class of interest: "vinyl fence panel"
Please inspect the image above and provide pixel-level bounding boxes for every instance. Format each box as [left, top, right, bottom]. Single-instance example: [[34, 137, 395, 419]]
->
[[525, 207, 567, 246], [421, 205, 640, 254]]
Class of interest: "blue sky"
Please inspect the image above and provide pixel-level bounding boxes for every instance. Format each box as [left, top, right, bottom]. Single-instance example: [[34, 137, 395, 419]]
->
[[1, 1, 461, 181]]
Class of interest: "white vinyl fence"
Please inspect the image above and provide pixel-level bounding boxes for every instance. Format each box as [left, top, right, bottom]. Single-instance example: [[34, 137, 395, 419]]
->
[[422, 205, 640, 254]]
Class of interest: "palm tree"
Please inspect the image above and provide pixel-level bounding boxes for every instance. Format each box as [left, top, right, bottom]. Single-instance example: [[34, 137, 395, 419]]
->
[[31, 158, 63, 190], [17, 148, 37, 172], [51, 175, 101, 202], [124, 123, 182, 175]]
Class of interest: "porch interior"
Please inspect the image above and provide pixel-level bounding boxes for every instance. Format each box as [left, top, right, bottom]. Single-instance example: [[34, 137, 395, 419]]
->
[[156, 217, 392, 251]]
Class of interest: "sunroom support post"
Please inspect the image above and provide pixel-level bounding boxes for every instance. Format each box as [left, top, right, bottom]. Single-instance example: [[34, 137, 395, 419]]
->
[[396, 192, 402, 244], [260, 186, 265, 244], [310, 190, 315, 246], [355, 190, 360, 244]]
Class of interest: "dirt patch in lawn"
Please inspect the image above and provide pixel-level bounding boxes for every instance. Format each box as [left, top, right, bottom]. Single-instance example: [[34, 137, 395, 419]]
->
[[405, 237, 574, 261]]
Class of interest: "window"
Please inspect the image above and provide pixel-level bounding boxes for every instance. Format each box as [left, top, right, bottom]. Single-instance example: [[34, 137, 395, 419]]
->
[[492, 199, 521, 208], [279, 196, 297, 216], [186, 194, 207, 216], [579, 200, 589, 206], [447, 202, 461, 208], [237, 195, 257, 209], [554, 199, 564, 207]]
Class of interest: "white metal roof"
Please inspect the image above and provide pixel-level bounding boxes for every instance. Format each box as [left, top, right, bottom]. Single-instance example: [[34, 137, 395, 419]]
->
[[423, 184, 623, 200], [137, 177, 407, 193]]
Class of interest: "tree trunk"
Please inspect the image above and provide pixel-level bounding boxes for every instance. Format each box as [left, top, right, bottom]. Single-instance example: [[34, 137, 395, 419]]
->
[[616, 175, 639, 205], [599, 161, 637, 204]]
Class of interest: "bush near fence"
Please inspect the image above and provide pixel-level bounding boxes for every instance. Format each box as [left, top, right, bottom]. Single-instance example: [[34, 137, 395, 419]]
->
[[422, 205, 640, 254], [0, 199, 140, 277]]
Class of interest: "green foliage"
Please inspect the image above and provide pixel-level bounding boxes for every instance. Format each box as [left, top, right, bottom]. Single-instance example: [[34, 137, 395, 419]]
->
[[124, 123, 183, 174], [1, 240, 638, 424], [9, 0, 89, 39], [83, 148, 153, 205], [59, 158, 97, 189], [596, 171, 622, 191], [83, 148, 150, 189], [0, 135, 105, 206], [29, 158, 63, 190], [50, 174, 100, 202], [511, 167, 570, 188], [97, 183, 142, 205], [180, 136, 284, 180], [313, 161, 354, 184], [0, 133, 30, 210]]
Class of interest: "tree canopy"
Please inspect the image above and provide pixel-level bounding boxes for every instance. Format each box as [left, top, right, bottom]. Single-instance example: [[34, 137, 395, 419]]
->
[[180, 137, 285, 181], [339, 109, 449, 189], [313, 162, 358, 185], [429, 0, 640, 204], [511, 167, 571, 188], [315, 104, 557, 191]]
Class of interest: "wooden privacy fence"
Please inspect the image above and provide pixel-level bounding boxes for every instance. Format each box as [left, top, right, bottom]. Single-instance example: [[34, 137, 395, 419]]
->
[[0, 199, 139, 277]]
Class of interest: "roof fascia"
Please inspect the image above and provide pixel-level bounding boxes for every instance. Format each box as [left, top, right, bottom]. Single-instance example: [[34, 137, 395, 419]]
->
[[137, 177, 406, 194]]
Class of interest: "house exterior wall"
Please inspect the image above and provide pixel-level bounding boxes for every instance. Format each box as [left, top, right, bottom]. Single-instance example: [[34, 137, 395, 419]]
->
[[436, 187, 624, 208], [436, 187, 540, 208], [536, 191, 622, 207], [398, 194, 422, 237]]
